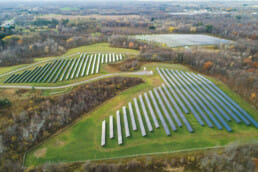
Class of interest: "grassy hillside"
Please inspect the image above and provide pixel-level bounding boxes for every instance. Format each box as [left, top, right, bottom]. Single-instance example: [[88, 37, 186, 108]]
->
[[24, 63, 258, 166]]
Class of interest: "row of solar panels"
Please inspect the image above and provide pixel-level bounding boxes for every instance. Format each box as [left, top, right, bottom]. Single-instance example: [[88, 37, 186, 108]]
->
[[4, 53, 124, 83], [158, 68, 257, 130], [101, 85, 196, 146], [101, 68, 257, 146]]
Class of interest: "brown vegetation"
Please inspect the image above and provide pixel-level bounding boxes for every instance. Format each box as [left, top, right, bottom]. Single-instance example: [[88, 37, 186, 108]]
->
[[119, 58, 141, 71]]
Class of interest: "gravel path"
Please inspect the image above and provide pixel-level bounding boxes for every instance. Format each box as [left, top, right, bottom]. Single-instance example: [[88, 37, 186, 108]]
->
[[0, 71, 153, 90]]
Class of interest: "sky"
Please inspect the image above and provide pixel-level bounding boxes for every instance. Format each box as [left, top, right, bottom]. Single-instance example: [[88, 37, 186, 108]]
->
[[0, 0, 257, 1], [0, 0, 257, 3]]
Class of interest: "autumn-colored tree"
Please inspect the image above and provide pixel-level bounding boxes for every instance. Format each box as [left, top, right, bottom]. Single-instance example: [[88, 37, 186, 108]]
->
[[243, 58, 252, 64], [250, 92, 256, 100], [161, 43, 166, 47], [247, 68, 255, 72], [17, 39, 23, 45], [44, 46, 49, 53], [251, 62, 258, 68], [249, 34, 257, 40], [168, 26, 175, 32], [128, 42, 134, 48], [203, 61, 213, 70], [190, 27, 196, 32], [66, 38, 73, 43]]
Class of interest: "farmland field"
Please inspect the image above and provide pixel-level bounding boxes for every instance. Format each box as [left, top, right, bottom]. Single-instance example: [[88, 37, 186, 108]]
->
[[24, 63, 258, 166], [134, 34, 231, 47]]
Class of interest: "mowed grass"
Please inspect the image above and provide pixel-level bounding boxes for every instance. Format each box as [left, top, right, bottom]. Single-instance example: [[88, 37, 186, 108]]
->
[[0, 64, 29, 76], [34, 43, 138, 62], [25, 63, 258, 166]]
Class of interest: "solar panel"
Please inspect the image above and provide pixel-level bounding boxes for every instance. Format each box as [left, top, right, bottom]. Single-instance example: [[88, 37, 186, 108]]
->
[[91, 54, 97, 74], [96, 53, 101, 73], [169, 70, 222, 128], [162, 68, 211, 127], [109, 53, 112, 63], [109, 115, 114, 139], [133, 98, 147, 136], [143, 92, 159, 128], [148, 90, 170, 135], [177, 71, 231, 122], [86, 54, 93, 76], [139, 95, 153, 132], [197, 73, 257, 128], [174, 70, 232, 132], [197, 74, 257, 127], [81, 55, 90, 77], [112, 53, 116, 63], [116, 110, 123, 145], [101, 120, 106, 146], [75, 54, 86, 78], [171, 70, 231, 131], [189, 72, 250, 125], [153, 88, 177, 131], [123, 106, 130, 137], [128, 102, 137, 131], [183, 72, 240, 123], [101, 54, 105, 64], [157, 86, 182, 127], [156, 68, 189, 114], [161, 85, 194, 133]]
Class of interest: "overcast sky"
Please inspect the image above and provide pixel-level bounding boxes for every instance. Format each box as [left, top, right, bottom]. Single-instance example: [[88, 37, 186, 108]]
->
[[0, 0, 257, 1], [0, 0, 257, 3]]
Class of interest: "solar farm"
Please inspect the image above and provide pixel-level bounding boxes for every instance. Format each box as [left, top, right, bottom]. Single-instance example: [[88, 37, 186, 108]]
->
[[101, 68, 257, 146], [24, 63, 258, 166], [134, 34, 231, 47], [4, 53, 124, 83]]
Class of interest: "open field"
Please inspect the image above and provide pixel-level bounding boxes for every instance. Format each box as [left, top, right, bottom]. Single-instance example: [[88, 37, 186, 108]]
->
[[134, 34, 231, 47], [24, 63, 258, 167], [60, 7, 79, 11]]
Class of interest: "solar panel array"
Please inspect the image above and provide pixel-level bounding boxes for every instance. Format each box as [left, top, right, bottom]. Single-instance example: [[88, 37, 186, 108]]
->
[[101, 68, 257, 146], [159, 68, 258, 130], [4, 53, 124, 83]]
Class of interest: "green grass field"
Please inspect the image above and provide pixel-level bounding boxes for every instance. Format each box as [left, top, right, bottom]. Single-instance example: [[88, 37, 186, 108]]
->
[[24, 63, 258, 167], [60, 7, 79, 11]]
